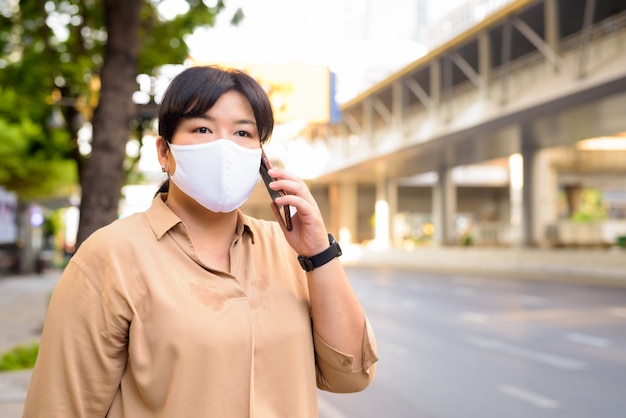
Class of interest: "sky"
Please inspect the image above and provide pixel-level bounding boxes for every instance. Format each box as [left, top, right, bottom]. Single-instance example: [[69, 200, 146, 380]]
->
[[159, 0, 469, 103]]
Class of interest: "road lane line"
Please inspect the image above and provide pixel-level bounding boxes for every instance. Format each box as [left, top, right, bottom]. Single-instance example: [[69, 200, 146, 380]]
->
[[499, 385, 560, 409], [460, 311, 487, 323], [566, 332, 610, 348], [610, 307, 626, 318], [462, 334, 587, 370], [318, 396, 348, 418]]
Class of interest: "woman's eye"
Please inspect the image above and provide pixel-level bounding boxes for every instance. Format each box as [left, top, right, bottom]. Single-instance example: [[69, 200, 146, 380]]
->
[[235, 130, 250, 137], [195, 127, 211, 134]]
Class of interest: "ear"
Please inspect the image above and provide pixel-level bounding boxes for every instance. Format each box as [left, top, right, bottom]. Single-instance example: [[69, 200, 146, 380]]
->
[[156, 136, 169, 161]]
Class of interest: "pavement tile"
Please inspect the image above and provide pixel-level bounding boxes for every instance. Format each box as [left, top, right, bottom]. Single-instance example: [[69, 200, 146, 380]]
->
[[0, 271, 61, 418]]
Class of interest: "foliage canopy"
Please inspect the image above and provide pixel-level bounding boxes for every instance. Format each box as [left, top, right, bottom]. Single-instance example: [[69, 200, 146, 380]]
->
[[0, 0, 238, 202]]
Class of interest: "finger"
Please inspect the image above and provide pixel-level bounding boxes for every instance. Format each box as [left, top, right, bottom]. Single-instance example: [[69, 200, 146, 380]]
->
[[269, 180, 308, 200]]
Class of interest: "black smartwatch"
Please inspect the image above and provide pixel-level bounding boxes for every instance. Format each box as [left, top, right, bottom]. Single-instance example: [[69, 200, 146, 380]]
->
[[298, 234, 342, 272]]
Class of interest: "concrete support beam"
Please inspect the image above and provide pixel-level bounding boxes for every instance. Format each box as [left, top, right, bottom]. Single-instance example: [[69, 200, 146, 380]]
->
[[392, 80, 405, 132], [545, 0, 560, 77], [433, 163, 456, 246], [450, 51, 482, 89], [330, 182, 359, 245], [429, 59, 442, 111], [500, 18, 512, 105], [363, 98, 374, 146], [533, 149, 559, 247], [372, 96, 392, 125], [478, 31, 491, 97], [405, 77, 435, 113], [373, 169, 395, 249], [513, 17, 572, 77], [579, 0, 597, 77], [521, 136, 537, 247]]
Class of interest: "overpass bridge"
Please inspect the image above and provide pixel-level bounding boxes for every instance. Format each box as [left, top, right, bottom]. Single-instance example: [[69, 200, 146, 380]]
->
[[282, 0, 626, 249]]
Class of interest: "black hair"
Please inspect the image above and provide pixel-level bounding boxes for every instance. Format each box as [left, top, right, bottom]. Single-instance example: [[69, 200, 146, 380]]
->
[[156, 66, 274, 195]]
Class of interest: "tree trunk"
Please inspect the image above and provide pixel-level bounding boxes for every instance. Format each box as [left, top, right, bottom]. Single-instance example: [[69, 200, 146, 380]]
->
[[76, 0, 143, 248]]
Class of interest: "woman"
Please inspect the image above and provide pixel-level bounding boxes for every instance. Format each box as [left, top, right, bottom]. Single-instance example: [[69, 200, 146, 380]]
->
[[24, 66, 378, 417]]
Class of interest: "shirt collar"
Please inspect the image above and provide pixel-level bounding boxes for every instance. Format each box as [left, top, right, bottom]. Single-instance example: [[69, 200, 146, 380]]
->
[[146, 193, 255, 244]]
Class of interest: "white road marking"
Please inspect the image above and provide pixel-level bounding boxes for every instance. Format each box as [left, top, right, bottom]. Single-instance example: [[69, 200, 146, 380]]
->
[[499, 385, 560, 409], [519, 294, 545, 306], [462, 334, 587, 370], [566, 332, 610, 348], [610, 307, 626, 318], [318, 396, 348, 418], [461, 311, 487, 323]]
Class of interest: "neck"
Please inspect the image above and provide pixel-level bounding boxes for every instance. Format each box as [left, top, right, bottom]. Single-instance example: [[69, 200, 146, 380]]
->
[[165, 188, 239, 243]]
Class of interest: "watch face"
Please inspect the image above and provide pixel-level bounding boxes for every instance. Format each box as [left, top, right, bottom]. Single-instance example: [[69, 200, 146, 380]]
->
[[329, 234, 342, 256]]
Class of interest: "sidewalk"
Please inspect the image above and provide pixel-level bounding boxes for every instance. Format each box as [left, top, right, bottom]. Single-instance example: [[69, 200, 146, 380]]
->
[[341, 245, 626, 285], [0, 271, 60, 418]]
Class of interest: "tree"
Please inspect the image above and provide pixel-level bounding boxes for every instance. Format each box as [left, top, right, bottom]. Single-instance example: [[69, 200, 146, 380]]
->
[[0, 0, 242, 247]]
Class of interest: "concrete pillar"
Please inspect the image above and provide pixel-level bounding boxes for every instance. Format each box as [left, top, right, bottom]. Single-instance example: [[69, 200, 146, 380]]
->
[[432, 164, 456, 246], [329, 181, 358, 245], [520, 126, 538, 247], [387, 178, 399, 247], [509, 153, 524, 246], [533, 149, 559, 247], [373, 172, 392, 249]]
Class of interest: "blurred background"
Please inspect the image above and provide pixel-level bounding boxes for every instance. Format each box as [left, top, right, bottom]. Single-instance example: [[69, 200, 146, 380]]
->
[[1, 0, 625, 417], [2, 0, 626, 274]]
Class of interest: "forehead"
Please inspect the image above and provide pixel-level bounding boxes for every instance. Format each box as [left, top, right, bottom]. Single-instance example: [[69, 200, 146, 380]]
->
[[205, 91, 255, 120]]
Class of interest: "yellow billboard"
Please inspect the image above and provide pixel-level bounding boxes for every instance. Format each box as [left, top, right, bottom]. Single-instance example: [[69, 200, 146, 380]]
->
[[190, 59, 331, 124]]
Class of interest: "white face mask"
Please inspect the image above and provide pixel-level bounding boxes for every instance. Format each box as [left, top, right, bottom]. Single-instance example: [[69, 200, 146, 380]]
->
[[168, 139, 262, 213]]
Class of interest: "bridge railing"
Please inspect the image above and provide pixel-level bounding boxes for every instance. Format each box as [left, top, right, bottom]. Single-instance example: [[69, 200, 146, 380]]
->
[[319, 10, 626, 168]]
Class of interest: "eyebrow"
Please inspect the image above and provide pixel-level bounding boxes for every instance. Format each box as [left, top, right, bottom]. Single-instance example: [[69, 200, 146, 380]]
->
[[196, 114, 257, 127]]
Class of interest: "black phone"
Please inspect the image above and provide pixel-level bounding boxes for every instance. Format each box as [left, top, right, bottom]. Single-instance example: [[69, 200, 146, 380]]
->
[[260, 148, 293, 231]]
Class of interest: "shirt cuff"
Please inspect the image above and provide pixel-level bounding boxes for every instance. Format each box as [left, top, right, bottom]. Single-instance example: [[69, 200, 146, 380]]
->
[[313, 316, 378, 393]]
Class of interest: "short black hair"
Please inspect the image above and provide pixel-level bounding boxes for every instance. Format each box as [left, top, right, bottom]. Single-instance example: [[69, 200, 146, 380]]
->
[[158, 65, 274, 144]]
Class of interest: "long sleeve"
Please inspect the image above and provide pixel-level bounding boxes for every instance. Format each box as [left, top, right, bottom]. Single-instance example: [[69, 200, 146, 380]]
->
[[23, 260, 130, 417], [314, 316, 378, 393]]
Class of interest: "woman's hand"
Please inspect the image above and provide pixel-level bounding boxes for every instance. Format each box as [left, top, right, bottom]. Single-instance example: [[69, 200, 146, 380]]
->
[[267, 167, 329, 257]]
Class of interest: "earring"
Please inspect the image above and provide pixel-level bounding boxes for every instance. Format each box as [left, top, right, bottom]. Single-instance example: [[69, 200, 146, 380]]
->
[[161, 165, 167, 173]]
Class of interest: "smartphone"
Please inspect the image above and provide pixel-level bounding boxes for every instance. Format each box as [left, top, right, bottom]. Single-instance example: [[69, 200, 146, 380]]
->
[[259, 148, 293, 231]]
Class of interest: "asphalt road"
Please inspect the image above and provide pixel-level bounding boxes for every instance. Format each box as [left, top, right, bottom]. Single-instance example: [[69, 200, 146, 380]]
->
[[2, 268, 625, 417], [319, 266, 626, 418]]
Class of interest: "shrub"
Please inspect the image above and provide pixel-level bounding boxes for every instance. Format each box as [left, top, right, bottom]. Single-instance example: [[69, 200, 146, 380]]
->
[[0, 342, 39, 371]]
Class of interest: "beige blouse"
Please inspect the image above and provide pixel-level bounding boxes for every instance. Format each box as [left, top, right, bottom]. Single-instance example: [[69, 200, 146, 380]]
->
[[24, 194, 377, 417]]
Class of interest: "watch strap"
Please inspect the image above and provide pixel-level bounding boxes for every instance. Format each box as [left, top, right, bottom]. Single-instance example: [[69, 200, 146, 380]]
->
[[298, 234, 342, 272]]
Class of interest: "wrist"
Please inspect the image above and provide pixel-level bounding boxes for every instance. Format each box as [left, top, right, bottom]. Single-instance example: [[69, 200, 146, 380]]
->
[[298, 234, 342, 272]]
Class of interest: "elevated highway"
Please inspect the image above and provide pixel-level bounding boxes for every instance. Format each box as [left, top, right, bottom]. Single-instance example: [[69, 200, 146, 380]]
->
[[292, 0, 626, 249]]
